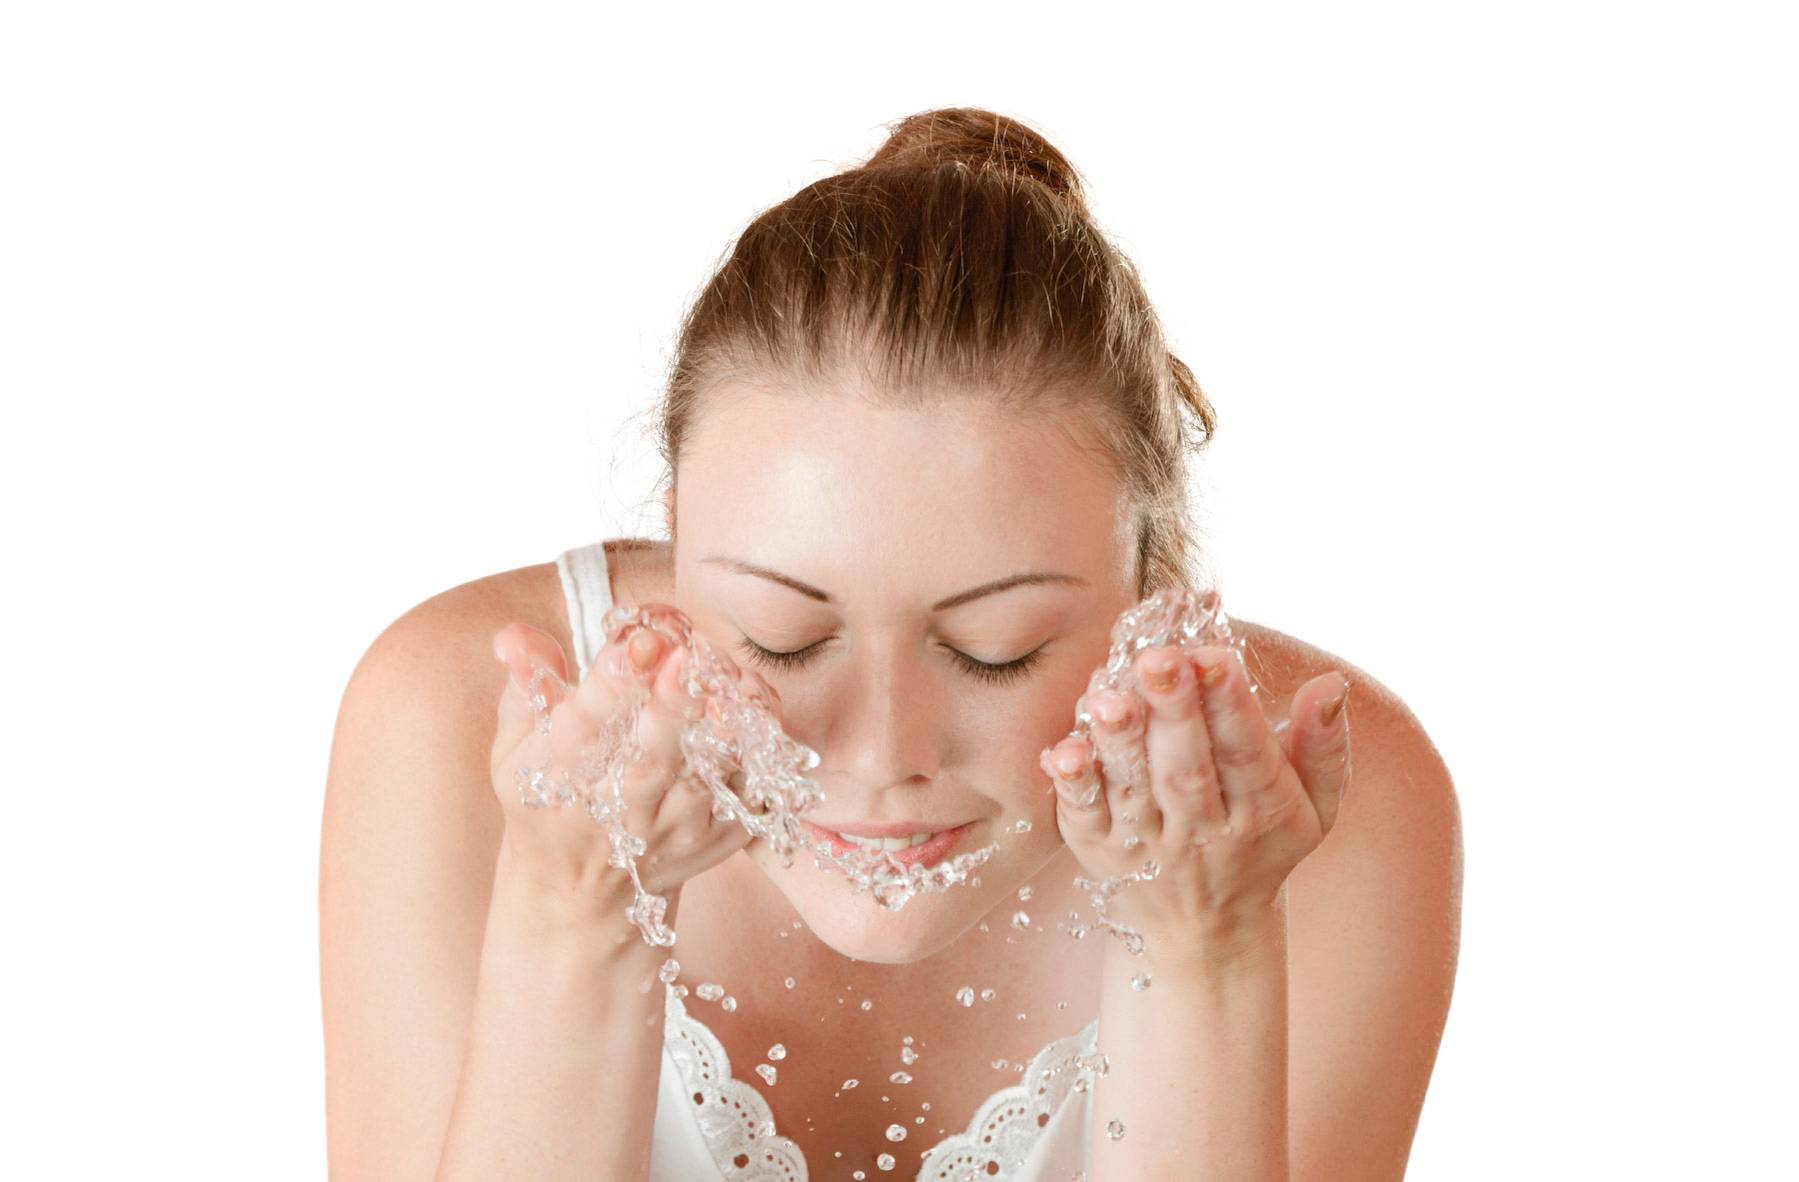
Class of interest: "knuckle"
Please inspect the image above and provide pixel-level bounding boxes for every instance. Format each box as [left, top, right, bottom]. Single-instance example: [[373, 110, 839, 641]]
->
[[1162, 764, 1214, 796]]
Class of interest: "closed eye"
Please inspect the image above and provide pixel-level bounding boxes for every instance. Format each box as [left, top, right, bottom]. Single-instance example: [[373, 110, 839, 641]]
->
[[735, 637, 1046, 687]]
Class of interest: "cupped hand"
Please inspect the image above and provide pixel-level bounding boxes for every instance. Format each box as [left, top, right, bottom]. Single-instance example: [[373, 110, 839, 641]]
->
[[489, 607, 783, 909], [1039, 644, 1352, 956]]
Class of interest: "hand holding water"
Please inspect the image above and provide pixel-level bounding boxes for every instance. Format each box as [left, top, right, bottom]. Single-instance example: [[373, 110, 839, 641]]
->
[[489, 608, 781, 930], [1040, 591, 1354, 961]]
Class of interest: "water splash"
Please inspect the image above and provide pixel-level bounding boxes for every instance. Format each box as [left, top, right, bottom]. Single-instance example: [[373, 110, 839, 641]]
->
[[514, 602, 1001, 947]]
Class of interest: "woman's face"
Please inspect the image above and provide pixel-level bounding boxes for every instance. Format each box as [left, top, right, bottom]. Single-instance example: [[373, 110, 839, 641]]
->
[[671, 382, 1139, 964]]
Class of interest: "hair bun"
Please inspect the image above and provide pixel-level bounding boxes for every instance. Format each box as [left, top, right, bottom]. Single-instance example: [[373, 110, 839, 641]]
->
[[862, 107, 1088, 214]]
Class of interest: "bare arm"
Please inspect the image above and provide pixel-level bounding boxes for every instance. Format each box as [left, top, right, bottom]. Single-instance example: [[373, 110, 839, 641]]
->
[[436, 841, 671, 1180], [319, 590, 671, 1178], [321, 586, 754, 1179]]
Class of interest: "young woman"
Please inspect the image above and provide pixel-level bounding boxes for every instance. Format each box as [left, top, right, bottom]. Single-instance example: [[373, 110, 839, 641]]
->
[[320, 107, 1462, 1181]]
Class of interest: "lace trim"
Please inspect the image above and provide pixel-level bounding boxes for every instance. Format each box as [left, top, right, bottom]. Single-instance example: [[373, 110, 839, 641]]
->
[[915, 1018, 1101, 1181], [663, 987, 808, 1181]]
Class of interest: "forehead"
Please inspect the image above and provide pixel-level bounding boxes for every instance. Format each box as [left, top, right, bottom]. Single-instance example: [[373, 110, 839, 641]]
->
[[678, 384, 1132, 582]]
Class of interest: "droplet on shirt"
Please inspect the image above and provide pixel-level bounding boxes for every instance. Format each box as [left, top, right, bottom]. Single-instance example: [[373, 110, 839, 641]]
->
[[885, 1124, 907, 1142], [955, 986, 974, 1007]]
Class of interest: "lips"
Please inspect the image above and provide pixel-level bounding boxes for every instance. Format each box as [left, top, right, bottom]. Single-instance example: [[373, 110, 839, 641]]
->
[[802, 820, 974, 869]]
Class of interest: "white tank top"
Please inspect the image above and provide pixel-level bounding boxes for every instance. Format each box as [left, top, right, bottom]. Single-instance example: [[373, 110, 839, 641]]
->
[[554, 543, 1103, 1181]]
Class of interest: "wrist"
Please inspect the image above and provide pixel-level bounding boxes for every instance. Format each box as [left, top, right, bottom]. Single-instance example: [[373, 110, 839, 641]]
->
[[1114, 898, 1286, 978], [491, 836, 681, 963]]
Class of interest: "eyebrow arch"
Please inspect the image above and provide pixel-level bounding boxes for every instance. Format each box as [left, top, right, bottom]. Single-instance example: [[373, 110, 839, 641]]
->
[[700, 557, 1087, 612]]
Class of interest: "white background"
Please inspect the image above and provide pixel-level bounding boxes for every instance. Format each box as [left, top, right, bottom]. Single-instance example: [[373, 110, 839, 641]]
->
[[4, 1, 1793, 1176]]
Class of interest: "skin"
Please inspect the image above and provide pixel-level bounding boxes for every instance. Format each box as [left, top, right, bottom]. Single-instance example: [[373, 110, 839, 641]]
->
[[467, 379, 1460, 1173]]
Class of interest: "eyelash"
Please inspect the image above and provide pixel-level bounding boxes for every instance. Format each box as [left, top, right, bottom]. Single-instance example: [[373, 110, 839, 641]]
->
[[735, 637, 1046, 687]]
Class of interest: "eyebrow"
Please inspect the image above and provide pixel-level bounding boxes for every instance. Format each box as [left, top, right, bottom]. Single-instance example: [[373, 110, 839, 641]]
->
[[700, 556, 1086, 612]]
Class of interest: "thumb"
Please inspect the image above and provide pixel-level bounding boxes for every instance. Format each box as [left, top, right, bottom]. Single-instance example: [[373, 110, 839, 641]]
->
[[492, 622, 573, 762], [1286, 673, 1351, 837]]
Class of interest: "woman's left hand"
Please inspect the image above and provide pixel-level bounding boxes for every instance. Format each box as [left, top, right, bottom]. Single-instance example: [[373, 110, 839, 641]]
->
[[1039, 645, 1353, 959]]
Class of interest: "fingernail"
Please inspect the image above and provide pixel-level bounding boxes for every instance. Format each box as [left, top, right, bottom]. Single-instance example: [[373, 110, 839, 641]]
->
[[1053, 748, 1086, 778], [628, 630, 665, 672], [1141, 649, 1181, 694], [1093, 694, 1129, 726], [1319, 681, 1348, 726], [1198, 657, 1229, 691]]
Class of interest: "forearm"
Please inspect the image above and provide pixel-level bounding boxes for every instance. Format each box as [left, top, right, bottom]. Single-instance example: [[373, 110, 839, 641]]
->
[[1089, 903, 1289, 1181], [436, 842, 672, 1181]]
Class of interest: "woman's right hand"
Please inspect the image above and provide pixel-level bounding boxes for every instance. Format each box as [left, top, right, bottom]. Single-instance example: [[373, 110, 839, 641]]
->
[[488, 609, 779, 919]]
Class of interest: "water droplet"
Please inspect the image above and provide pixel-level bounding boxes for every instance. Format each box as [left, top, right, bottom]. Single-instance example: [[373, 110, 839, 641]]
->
[[852, 1172, 865, 1180], [756, 1064, 777, 1085], [921, 1102, 931, 1111], [1107, 1118, 1126, 1141], [991, 1058, 1009, 1070], [902, 1035, 914, 1044], [1131, 972, 1152, 992], [900, 1046, 918, 1065], [1017, 885, 1033, 902], [1016, 1012, 1027, 1021], [1011, 819, 1032, 834], [1122, 835, 1142, 850], [885, 1123, 907, 1142], [721, 995, 738, 1012], [657, 958, 680, 984], [696, 983, 724, 1001], [955, 986, 974, 1007], [860, 999, 873, 1011], [890, 1071, 912, 1084], [841, 1078, 859, 1090], [1011, 910, 1031, 930], [784, 976, 796, 989], [979, 988, 996, 1002], [877, 1153, 896, 1171], [767, 1043, 786, 1060], [915, 1115, 925, 1124]]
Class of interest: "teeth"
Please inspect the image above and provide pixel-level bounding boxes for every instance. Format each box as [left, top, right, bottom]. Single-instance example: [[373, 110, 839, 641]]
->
[[838, 831, 935, 852]]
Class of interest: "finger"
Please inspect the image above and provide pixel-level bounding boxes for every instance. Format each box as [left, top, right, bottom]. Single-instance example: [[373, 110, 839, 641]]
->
[[1086, 684, 1156, 837], [1286, 673, 1352, 837], [1192, 645, 1291, 819], [1135, 646, 1227, 834], [493, 623, 573, 759], [1042, 736, 1108, 843]]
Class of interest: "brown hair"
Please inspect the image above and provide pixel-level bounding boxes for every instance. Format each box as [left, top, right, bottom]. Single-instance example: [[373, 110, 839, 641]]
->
[[653, 106, 1217, 596]]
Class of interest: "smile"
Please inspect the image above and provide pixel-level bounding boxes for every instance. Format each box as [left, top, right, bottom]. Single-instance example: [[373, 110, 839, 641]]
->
[[801, 820, 975, 869]]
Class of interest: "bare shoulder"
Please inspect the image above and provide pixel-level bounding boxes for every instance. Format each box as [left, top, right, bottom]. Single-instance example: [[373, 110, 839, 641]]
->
[[319, 541, 662, 1175], [1235, 617, 1463, 1178]]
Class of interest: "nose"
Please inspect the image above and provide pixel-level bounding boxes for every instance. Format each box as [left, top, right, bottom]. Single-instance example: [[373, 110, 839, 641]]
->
[[821, 639, 942, 793]]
